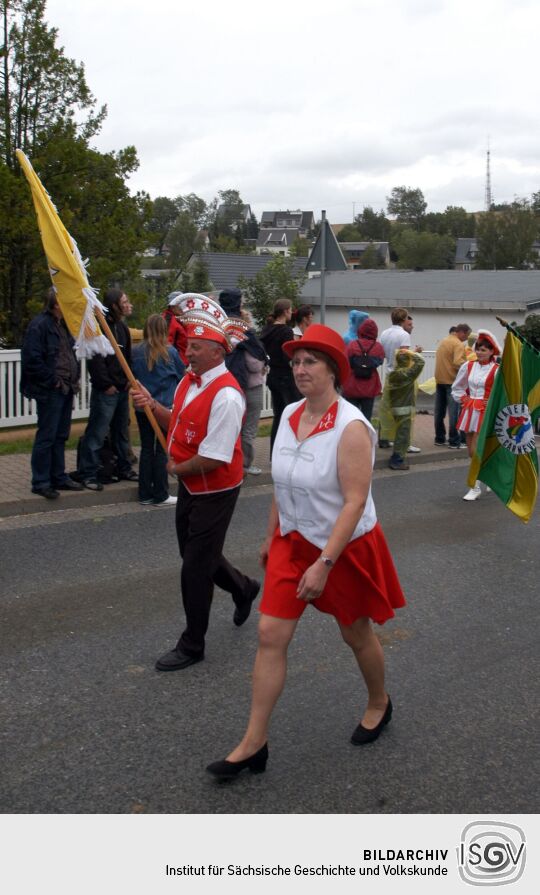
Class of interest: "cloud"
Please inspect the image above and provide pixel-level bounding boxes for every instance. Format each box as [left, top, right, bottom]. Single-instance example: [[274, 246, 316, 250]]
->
[[45, 0, 540, 218]]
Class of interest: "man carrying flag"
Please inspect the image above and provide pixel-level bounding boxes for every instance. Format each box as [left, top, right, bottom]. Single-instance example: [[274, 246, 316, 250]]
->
[[468, 319, 540, 523]]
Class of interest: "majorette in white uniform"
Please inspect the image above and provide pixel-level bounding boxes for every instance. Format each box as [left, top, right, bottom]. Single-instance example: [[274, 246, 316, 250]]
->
[[452, 357, 498, 433]]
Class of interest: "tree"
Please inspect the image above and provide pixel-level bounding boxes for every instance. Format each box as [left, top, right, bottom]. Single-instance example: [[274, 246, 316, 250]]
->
[[209, 188, 247, 244], [289, 237, 310, 257], [246, 212, 259, 240], [360, 243, 385, 269], [393, 229, 455, 269], [440, 205, 475, 238], [147, 196, 180, 255], [515, 313, 540, 350], [476, 202, 538, 270], [336, 224, 363, 242], [0, 0, 149, 345], [166, 210, 203, 268], [190, 257, 211, 292], [239, 254, 306, 329], [387, 186, 427, 229], [354, 206, 391, 241], [211, 233, 249, 254], [423, 206, 475, 238], [176, 192, 207, 229]]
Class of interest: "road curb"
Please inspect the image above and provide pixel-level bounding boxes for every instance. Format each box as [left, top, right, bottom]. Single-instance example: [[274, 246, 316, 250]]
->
[[0, 447, 466, 519]]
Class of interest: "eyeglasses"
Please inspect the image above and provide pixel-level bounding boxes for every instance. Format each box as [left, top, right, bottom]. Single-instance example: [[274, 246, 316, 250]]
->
[[290, 357, 320, 369]]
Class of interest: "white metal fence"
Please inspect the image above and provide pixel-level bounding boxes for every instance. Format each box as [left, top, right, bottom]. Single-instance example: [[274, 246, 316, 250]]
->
[[0, 349, 434, 430]]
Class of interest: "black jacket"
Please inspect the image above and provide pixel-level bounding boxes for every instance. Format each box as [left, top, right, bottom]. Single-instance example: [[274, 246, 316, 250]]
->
[[260, 323, 295, 376], [225, 329, 268, 391], [87, 316, 131, 391], [20, 311, 79, 400]]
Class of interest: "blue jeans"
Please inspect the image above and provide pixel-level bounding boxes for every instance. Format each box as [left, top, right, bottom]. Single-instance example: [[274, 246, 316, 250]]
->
[[31, 390, 74, 489], [136, 412, 169, 502], [79, 389, 131, 480], [434, 384, 460, 446]]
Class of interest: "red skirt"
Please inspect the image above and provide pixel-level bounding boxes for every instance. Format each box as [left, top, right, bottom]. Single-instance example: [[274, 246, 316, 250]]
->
[[259, 524, 406, 626]]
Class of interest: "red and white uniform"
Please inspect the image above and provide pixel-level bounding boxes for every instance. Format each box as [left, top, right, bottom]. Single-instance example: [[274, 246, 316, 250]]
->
[[168, 362, 245, 493], [260, 397, 405, 626], [452, 359, 498, 433]]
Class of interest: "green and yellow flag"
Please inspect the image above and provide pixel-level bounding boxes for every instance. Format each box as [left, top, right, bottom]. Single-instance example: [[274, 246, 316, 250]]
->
[[16, 149, 113, 359], [468, 323, 540, 523]]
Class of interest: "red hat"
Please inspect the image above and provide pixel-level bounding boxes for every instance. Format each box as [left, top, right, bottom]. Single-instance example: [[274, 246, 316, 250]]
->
[[475, 328, 502, 355], [282, 323, 350, 383], [173, 293, 231, 352]]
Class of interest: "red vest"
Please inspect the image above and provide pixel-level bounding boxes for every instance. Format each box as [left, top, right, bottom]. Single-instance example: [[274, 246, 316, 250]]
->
[[168, 371, 244, 494]]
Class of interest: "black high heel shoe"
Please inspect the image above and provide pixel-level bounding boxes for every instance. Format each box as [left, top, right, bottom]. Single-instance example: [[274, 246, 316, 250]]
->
[[206, 743, 268, 780], [350, 697, 392, 745]]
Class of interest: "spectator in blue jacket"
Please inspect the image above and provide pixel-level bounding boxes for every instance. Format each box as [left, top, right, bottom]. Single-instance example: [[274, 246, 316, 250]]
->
[[131, 314, 185, 505], [20, 288, 83, 499]]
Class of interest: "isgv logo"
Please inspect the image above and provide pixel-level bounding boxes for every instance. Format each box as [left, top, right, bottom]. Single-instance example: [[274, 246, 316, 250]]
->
[[457, 821, 526, 886]]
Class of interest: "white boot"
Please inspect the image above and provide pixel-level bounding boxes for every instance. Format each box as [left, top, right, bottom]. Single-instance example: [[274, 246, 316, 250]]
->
[[463, 482, 482, 501]]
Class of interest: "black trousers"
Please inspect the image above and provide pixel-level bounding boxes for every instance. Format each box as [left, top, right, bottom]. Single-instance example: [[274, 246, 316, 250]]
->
[[175, 482, 251, 656]]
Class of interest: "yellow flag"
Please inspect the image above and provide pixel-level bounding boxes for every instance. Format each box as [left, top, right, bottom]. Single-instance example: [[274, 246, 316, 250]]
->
[[16, 149, 113, 359]]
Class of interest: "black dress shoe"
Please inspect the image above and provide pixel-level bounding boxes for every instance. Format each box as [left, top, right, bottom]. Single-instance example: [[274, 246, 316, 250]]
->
[[350, 697, 392, 745], [54, 477, 84, 491], [206, 743, 268, 780], [155, 648, 204, 671], [233, 578, 261, 627], [32, 487, 60, 499]]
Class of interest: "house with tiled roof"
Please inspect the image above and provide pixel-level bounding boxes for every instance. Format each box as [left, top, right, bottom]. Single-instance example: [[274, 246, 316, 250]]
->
[[455, 237, 479, 271], [186, 252, 306, 291], [339, 241, 390, 269], [256, 228, 301, 255], [259, 210, 315, 236]]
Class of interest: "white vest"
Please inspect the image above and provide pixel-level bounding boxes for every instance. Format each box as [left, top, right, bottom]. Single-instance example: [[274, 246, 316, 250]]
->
[[272, 397, 378, 549]]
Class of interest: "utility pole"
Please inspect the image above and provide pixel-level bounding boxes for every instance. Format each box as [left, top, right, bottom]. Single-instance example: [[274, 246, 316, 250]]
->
[[485, 138, 493, 211], [320, 209, 327, 324]]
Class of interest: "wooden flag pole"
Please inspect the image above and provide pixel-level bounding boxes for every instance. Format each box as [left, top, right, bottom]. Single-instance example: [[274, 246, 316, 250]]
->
[[94, 308, 169, 452]]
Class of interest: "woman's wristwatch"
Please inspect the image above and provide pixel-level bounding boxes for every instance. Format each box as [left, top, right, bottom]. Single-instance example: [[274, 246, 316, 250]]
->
[[319, 555, 334, 568]]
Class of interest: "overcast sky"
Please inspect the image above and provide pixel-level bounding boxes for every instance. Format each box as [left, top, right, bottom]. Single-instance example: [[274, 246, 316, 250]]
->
[[46, 0, 540, 223]]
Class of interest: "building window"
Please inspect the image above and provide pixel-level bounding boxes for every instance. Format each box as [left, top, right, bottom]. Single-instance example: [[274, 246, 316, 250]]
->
[[463, 263, 471, 271]]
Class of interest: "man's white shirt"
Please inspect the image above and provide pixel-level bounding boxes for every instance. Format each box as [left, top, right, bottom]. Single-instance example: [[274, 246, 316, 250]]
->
[[179, 362, 245, 463], [380, 325, 411, 371]]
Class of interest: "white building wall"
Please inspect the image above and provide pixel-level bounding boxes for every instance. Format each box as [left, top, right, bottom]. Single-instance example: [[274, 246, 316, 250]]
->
[[313, 306, 526, 351]]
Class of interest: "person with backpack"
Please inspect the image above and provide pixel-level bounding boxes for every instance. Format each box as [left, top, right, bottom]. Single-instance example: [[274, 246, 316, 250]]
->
[[342, 318, 384, 421]]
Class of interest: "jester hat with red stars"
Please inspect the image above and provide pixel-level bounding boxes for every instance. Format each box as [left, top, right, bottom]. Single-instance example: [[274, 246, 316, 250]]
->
[[168, 293, 231, 351]]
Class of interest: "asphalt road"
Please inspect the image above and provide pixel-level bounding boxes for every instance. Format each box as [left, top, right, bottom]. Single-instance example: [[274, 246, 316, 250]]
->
[[0, 460, 538, 814]]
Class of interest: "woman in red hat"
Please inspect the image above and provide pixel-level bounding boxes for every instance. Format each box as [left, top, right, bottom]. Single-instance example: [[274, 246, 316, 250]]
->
[[207, 324, 406, 780], [452, 328, 501, 501]]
